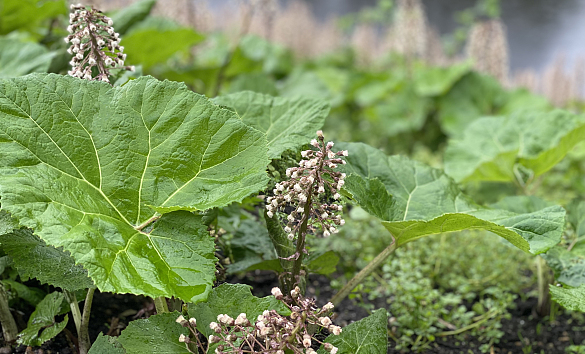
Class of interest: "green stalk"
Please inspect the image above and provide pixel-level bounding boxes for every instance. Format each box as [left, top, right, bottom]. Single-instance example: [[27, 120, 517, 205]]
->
[[63, 290, 82, 337], [78, 288, 95, 354], [154, 296, 169, 314], [536, 256, 551, 316], [330, 238, 397, 306], [436, 309, 498, 337], [288, 193, 313, 293], [0, 282, 17, 343]]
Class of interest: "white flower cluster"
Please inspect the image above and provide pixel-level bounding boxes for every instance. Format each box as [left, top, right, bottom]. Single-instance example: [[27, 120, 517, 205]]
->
[[65, 4, 134, 83], [267, 131, 348, 240], [176, 287, 341, 354]]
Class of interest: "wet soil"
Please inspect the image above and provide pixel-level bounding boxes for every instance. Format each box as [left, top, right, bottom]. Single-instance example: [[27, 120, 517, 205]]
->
[[1, 271, 583, 353]]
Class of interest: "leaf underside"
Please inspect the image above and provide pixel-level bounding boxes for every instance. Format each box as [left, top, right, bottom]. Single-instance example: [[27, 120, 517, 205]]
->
[[0, 228, 94, 291], [0, 74, 269, 301], [339, 142, 565, 254]]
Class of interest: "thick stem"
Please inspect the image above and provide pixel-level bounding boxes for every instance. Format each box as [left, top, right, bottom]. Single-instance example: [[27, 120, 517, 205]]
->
[[289, 195, 313, 292], [63, 290, 82, 337], [0, 283, 18, 343], [330, 237, 397, 306], [536, 256, 551, 316], [154, 296, 169, 314], [78, 288, 95, 354]]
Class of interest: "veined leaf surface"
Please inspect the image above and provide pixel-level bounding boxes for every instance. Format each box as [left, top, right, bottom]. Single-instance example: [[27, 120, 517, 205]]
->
[[0, 38, 56, 78], [317, 309, 388, 354], [339, 142, 565, 254], [17, 292, 68, 347], [0, 74, 269, 300], [187, 283, 290, 338], [0, 229, 94, 291], [118, 312, 190, 354], [550, 285, 585, 312], [543, 243, 585, 288], [444, 110, 585, 183], [213, 91, 329, 159]]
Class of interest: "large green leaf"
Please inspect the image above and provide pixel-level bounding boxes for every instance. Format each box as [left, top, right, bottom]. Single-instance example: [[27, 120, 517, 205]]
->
[[187, 283, 290, 338], [363, 86, 431, 137], [0, 38, 56, 78], [122, 28, 204, 70], [543, 243, 585, 288], [227, 218, 280, 274], [444, 110, 585, 183], [118, 312, 189, 354], [550, 285, 585, 312], [0, 229, 93, 291], [17, 292, 68, 346], [567, 200, 585, 240], [213, 91, 329, 159], [0, 0, 67, 37], [88, 333, 125, 354], [437, 72, 506, 136], [3, 279, 46, 306], [0, 73, 269, 300], [110, 0, 157, 35], [339, 142, 565, 254], [414, 62, 471, 97], [317, 309, 388, 354], [0, 210, 17, 235]]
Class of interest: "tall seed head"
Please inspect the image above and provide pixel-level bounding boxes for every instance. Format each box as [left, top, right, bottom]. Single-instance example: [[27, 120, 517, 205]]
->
[[66, 3, 134, 83]]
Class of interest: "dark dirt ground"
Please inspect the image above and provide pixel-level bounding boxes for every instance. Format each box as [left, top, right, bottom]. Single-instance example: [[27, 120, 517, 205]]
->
[[1, 271, 584, 353]]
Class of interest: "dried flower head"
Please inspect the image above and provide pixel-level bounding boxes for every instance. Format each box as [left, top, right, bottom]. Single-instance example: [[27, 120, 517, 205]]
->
[[267, 131, 347, 240], [177, 287, 341, 353], [65, 3, 134, 83]]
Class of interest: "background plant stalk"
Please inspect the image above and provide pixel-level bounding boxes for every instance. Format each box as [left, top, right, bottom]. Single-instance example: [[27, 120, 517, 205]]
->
[[0, 282, 18, 342]]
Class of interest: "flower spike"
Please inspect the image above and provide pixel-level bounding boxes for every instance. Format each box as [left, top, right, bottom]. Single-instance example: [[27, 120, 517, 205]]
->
[[267, 131, 348, 240], [66, 3, 134, 83]]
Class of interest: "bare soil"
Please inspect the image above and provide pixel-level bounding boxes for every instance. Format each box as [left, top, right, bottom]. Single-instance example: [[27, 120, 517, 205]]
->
[[1, 271, 582, 353]]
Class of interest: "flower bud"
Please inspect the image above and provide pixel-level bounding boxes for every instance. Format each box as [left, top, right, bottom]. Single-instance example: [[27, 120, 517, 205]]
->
[[303, 334, 312, 348]]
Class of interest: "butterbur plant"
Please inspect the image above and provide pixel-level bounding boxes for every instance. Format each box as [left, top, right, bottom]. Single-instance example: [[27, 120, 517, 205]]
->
[[66, 3, 134, 82], [177, 286, 341, 354], [267, 131, 347, 291]]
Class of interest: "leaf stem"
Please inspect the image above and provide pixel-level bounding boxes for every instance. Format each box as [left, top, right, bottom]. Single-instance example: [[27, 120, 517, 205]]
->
[[154, 296, 169, 314], [0, 282, 18, 343], [135, 214, 160, 231], [79, 288, 95, 354], [63, 290, 82, 337], [329, 236, 397, 306]]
